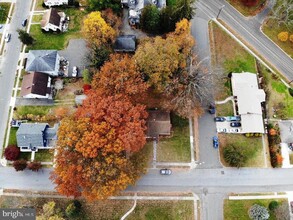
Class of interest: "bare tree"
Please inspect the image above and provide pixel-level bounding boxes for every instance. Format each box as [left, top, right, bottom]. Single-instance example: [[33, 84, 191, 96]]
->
[[165, 56, 215, 118], [268, 0, 293, 30]]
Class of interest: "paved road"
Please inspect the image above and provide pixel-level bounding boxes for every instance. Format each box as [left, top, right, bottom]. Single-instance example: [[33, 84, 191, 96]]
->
[[0, 0, 33, 154], [196, 0, 293, 81]]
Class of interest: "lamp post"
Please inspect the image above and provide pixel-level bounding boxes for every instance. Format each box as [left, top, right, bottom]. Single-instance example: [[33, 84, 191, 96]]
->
[[216, 5, 225, 19]]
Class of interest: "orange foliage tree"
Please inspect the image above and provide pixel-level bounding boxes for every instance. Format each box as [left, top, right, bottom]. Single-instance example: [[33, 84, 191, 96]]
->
[[92, 54, 148, 100], [51, 93, 148, 200]]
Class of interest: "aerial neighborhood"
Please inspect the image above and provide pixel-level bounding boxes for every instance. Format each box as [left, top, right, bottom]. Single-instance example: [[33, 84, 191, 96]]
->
[[0, 0, 293, 219]]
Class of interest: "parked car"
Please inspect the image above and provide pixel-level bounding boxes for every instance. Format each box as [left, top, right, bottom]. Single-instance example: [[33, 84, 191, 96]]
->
[[217, 128, 227, 133], [208, 105, 216, 114], [230, 122, 241, 127], [213, 136, 219, 148], [160, 169, 172, 175], [214, 117, 225, 122], [0, 25, 3, 29], [4, 33, 11, 42], [22, 19, 27, 27], [72, 66, 78, 77], [226, 116, 241, 121]]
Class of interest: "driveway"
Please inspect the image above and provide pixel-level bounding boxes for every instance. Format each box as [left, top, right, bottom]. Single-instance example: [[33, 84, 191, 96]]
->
[[59, 39, 90, 77]]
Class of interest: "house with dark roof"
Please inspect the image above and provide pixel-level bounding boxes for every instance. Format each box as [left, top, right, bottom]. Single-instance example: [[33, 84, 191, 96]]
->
[[41, 8, 67, 32], [44, 0, 68, 7], [20, 72, 51, 99], [146, 110, 171, 138], [16, 123, 58, 152], [25, 50, 61, 76], [114, 35, 136, 52], [122, 0, 166, 25]]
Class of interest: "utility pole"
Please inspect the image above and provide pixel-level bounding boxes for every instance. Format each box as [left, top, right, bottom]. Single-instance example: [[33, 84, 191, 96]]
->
[[216, 5, 225, 19]]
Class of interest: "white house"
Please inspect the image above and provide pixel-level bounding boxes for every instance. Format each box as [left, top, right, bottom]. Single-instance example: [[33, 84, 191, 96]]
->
[[231, 72, 266, 133], [44, 0, 68, 7], [41, 8, 67, 32], [20, 72, 51, 99]]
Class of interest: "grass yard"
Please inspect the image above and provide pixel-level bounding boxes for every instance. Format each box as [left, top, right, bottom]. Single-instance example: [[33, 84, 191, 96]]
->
[[157, 115, 191, 162], [19, 152, 32, 161], [227, 0, 266, 16], [8, 127, 18, 145], [28, 8, 85, 50], [54, 78, 84, 100], [262, 0, 293, 58], [35, 0, 45, 10], [0, 196, 193, 220], [14, 106, 52, 118], [258, 64, 293, 119], [216, 101, 234, 116], [166, 0, 176, 6], [0, 3, 11, 23], [209, 21, 256, 100], [32, 14, 43, 23], [219, 134, 265, 167], [127, 200, 194, 220], [34, 149, 54, 162], [224, 198, 287, 220]]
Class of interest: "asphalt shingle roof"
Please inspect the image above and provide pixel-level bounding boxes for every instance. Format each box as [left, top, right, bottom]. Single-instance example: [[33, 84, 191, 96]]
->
[[114, 35, 136, 52], [25, 50, 58, 73]]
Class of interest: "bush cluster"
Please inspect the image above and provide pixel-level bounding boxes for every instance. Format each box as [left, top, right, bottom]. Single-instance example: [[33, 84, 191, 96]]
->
[[267, 125, 282, 168]]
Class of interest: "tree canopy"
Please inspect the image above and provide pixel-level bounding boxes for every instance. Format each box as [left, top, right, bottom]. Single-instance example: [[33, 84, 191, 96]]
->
[[51, 93, 148, 200], [82, 11, 116, 48], [92, 54, 148, 99]]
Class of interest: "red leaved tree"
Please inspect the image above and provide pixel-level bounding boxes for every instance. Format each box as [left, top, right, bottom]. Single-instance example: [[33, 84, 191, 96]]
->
[[13, 159, 27, 171], [4, 145, 20, 161], [27, 161, 42, 172]]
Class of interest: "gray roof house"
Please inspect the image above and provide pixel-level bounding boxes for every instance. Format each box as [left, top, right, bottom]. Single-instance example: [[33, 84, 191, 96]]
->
[[114, 35, 136, 52], [16, 123, 58, 152], [25, 50, 61, 76]]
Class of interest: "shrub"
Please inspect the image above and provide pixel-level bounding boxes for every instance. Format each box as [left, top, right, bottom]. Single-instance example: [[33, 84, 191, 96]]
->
[[289, 34, 293, 43], [223, 145, 247, 168], [289, 88, 293, 97], [248, 204, 270, 220], [4, 145, 20, 161], [242, 0, 259, 7], [277, 32, 289, 42], [65, 200, 82, 217], [82, 69, 92, 84], [83, 84, 91, 93], [27, 161, 42, 172], [269, 200, 279, 211], [13, 159, 27, 171]]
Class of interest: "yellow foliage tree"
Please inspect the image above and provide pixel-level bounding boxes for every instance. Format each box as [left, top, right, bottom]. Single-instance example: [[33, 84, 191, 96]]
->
[[82, 11, 116, 47], [277, 32, 289, 42]]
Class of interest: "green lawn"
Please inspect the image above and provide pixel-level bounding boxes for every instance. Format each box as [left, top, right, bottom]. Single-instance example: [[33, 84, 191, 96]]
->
[[15, 106, 51, 118], [0, 3, 11, 23], [35, 149, 54, 162], [210, 21, 256, 100], [224, 199, 287, 220], [219, 134, 265, 167], [258, 64, 293, 119], [216, 101, 234, 116], [226, 0, 266, 16], [19, 152, 32, 161], [289, 153, 293, 164], [127, 200, 194, 220], [28, 8, 85, 50], [157, 115, 191, 162], [8, 127, 18, 145], [32, 15, 43, 23]]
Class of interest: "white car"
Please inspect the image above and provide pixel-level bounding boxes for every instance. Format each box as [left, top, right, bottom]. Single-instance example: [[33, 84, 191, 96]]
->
[[72, 66, 78, 77], [4, 33, 11, 42]]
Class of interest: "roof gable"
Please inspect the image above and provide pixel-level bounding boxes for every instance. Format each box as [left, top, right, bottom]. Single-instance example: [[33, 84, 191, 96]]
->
[[20, 72, 49, 97], [114, 35, 136, 52]]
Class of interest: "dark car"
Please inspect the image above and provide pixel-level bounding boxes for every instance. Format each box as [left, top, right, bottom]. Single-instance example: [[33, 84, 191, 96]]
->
[[208, 105, 216, 114], [22, 19, 27, 27], [230, 122, 241, 127], [214, 117, 225, 122], [213, 136, 219, 148], [160, 169, 172, 175]]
